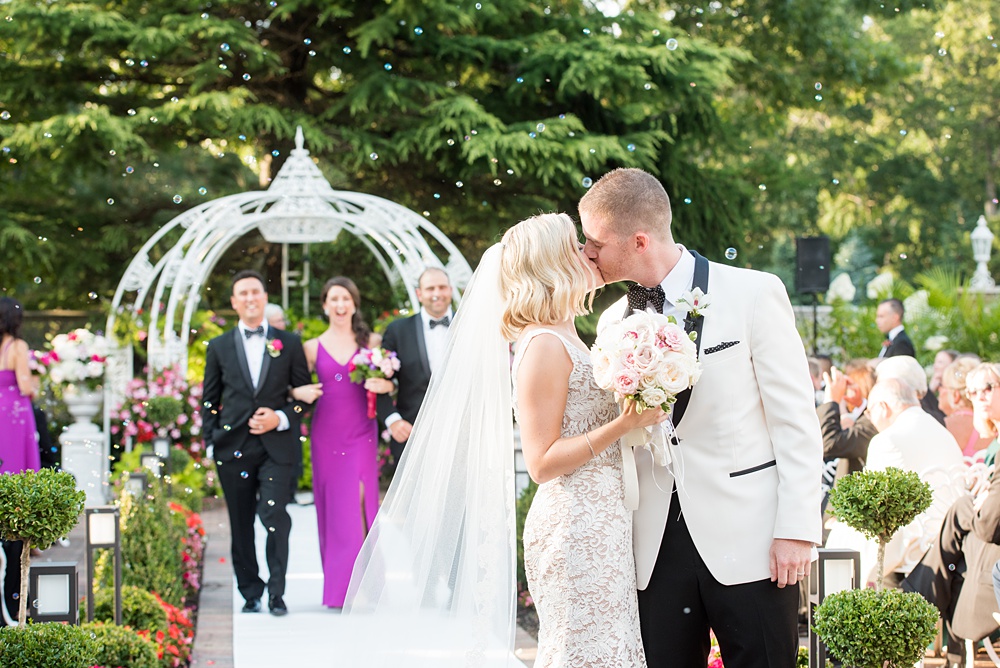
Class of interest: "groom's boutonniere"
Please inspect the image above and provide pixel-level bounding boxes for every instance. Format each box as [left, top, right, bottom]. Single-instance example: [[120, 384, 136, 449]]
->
[[266, 339, 283, 358], [676, 288, 710, 320]]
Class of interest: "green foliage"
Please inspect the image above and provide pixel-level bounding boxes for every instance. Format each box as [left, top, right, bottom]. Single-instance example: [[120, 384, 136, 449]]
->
[[86, 586, 169, 635], [0, 622, 100, 668], [113, 445, 211, 512], [145, 396, 184, 428], [515, 480, 539, 597], [299, 436, 314, 491], [0, 468, 84, 549], [827, 468, 932, 545], [95, 479, 186, 607], [81, 621, 159, 668], [812, 588, 939, 668]]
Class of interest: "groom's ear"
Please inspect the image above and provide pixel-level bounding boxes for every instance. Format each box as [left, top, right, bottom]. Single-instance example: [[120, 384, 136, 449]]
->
[[633, 232, 651, 254]]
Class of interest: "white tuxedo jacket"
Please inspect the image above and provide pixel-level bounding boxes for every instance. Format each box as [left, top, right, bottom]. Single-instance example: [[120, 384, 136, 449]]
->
[[599, 261, 823, 588]]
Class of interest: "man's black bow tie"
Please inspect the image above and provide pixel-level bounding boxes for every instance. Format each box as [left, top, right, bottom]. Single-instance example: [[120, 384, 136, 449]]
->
[[626, 284, 666, 313], [244, 325, 265, 339], [429, 316, 451, 329]]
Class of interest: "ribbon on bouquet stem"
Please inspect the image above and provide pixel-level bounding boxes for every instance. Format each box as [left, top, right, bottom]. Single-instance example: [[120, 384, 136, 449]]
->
[[620, 420, 684, 511], [366, 390, 377, 419]]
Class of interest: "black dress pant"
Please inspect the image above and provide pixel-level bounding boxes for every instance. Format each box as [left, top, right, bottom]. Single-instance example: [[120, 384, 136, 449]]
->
[[638, 492, 799, 668], [217, 437, 296, 601]]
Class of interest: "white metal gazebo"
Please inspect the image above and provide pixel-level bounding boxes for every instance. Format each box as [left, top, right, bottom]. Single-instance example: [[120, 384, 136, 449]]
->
[[102, 126, 473, 456]]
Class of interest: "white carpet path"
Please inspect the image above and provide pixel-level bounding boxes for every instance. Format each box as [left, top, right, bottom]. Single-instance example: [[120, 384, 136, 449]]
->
[[230, 503, 533, 667]]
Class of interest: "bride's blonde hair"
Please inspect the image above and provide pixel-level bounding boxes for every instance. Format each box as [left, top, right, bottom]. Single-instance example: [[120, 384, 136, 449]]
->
[[499, 213, 592, 341]]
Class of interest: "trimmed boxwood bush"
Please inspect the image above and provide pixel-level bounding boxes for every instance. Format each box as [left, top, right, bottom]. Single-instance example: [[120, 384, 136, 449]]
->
[[812, 588, 939, 668], [0, 622, 99, 668], [0, 468, 85, 625], [815, 467, 940, 667], [82, 621, 159, 668], [87, 585, 168, 633]]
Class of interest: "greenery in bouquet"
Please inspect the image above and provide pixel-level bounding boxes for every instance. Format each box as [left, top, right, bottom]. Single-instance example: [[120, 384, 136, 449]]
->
[[32, 327, 110, 392], [112, 366, 205, 461]]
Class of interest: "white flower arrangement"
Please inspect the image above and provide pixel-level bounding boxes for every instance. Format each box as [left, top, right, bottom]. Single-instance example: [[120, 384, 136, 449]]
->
[[35, 328, 110, 391]]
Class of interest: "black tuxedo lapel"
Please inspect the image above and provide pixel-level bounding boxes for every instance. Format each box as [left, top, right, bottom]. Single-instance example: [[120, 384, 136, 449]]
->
[[256, 331, 274, 398], [232, 329, 255, 393], [412, 315, 432, 380], [671, 250, 709, 429]]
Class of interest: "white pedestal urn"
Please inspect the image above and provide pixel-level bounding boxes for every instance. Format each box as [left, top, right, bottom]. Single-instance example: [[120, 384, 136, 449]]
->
[[59, 385, 107, 507]]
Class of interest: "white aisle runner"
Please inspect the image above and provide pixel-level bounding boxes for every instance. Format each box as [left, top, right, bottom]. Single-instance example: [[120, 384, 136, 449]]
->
[[231, 503, 531, 667]]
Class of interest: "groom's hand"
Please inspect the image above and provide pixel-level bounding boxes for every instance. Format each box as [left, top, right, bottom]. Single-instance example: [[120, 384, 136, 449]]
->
[[769, 538, 813, 588], [248, 407, 279, 434]]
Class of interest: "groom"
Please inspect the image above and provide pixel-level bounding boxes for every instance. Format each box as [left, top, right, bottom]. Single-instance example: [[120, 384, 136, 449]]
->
[[581, 169, 822, 668], [201, 270, 311, 616]]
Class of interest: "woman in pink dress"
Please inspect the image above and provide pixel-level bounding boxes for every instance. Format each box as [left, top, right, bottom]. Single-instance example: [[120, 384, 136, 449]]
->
[[300, 277, 393, 607], [0, 297, 39, 476]]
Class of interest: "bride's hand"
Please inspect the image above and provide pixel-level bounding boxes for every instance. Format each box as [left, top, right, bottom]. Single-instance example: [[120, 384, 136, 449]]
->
[[619, 399, 670, 430], [291, 383, 323, 404]]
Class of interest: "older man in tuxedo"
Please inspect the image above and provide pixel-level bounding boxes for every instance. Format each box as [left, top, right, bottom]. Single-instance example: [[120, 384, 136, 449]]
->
[[582, 168, 822, 668], [377, 267, 454, 465], [201, 270, 311, 616]]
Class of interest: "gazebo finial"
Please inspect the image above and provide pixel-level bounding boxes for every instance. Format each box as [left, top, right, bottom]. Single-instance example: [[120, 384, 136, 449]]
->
[[295, 126, 305, 151]]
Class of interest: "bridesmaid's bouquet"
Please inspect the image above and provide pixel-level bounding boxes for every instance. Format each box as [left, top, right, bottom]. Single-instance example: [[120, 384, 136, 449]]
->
[[348, 347, 401, 419], [590, 310, 701, 466]]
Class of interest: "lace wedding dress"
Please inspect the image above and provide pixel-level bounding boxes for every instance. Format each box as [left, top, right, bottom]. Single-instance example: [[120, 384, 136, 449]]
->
[[514, 329, 647, 668]]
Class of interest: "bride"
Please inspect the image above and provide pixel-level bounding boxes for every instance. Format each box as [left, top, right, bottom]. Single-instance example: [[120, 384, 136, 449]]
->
[[341, 213, 665, 666]]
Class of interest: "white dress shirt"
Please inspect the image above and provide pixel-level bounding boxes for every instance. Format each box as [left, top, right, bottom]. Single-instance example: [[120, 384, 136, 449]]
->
[[238, 321, 289, 432], [421, 308, 454, 375], [384, 309, 454, 430]]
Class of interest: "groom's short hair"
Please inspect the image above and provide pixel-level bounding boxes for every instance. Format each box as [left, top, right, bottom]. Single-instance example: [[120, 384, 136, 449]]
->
[[231, 269, 266, 294], [579, 168, 672, 239]]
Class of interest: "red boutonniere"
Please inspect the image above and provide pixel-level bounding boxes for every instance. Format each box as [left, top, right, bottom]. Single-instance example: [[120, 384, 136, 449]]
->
[[882, 339, 891, 348], [267, 339, 283, 358]]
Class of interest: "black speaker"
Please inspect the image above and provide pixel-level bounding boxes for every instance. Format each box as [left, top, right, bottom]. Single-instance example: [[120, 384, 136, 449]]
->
[[795, 236, 830, 294]]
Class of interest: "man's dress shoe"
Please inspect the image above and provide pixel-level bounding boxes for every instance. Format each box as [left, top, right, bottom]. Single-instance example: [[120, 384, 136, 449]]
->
[[241, 597, 261, 613], [269, 595, 288, 616]]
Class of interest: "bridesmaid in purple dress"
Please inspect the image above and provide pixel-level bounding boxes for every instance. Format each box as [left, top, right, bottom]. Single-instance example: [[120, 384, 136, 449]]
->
[[301, 277, 393, 608], [0, 298, 39, 475]]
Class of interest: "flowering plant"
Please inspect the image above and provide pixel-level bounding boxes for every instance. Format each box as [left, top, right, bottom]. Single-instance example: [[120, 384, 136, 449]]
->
[[33, 328, 110, 391], [135, 592, 195, 668], [112, 366, 205, 460], [266, 338, 283, 358], [591, 310, 701, 466], [169, 501, 205, 600], [349, 347, 402, 419]]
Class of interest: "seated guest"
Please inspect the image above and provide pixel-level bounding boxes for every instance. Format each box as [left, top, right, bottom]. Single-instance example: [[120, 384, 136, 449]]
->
[[939, 357, 993, 460], [875, 354, 947, 426], [968, 363, 1000, 467], [826, 378, 965, 587], [903, 453, 1000, 666], [930, 349, 961, 395]]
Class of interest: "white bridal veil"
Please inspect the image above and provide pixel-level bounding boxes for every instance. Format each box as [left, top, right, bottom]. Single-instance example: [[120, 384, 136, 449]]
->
[[341, 244, 517, 667]]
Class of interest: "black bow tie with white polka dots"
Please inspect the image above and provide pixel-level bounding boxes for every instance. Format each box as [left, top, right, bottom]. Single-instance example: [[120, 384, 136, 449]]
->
[[627, 284, 666, 313]]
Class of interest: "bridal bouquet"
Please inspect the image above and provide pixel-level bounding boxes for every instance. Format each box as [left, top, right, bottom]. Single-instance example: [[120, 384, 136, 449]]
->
[[590, 310, 701, 466], [348, 347, 401, 418]]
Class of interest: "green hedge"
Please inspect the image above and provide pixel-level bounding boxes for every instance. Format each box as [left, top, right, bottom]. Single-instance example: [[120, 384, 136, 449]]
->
[[0, 622, 99, 668], [82, 621, 159, 668]]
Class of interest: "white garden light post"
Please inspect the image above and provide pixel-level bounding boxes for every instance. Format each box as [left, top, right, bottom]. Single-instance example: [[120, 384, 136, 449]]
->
[[970, 215, 995, 292]]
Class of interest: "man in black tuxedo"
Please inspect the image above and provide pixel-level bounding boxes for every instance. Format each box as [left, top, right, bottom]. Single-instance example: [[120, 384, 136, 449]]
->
[[377, 267, 453, 465], [201, 270, 311, 616], [876, 298, 916, 359]]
